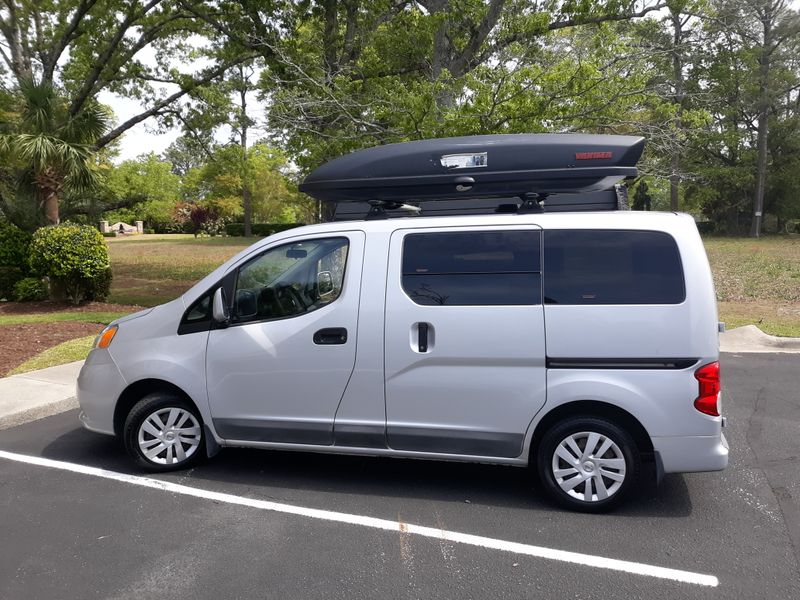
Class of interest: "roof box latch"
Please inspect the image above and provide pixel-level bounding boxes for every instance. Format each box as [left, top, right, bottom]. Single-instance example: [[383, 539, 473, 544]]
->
[[454, 176, 475, 193]]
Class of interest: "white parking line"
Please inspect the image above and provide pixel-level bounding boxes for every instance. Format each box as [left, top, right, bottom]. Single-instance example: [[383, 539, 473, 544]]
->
[[0, 449, 718, 587]]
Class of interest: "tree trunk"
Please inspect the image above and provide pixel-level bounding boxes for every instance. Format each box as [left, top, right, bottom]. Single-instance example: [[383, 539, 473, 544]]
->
[[750, 8, 773, 239], [750, 106, 769, 238], [42, 191, 60, 225], [239, 67, 252, 237], [669, 9, 685, 212]]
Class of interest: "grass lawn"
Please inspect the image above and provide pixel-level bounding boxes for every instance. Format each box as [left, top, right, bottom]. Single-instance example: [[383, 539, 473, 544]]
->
[[8, 335, 96, 376], [107, 234, 252, 306], [106, 233, 800, 334], [704, 236, 800, 337], [0, 311, 128, 326], [107, 233, 800, 335], [3, 231, 799, 378]]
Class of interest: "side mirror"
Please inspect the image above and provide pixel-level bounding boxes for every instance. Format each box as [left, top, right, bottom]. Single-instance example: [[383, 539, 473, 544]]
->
[[212, 287, 230, 325], [235, 289, 257, 319], [317, 271, 334, 297]]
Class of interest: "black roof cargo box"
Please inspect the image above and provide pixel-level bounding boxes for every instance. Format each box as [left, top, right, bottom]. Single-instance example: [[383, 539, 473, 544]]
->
[[299, 134, 644, 204]]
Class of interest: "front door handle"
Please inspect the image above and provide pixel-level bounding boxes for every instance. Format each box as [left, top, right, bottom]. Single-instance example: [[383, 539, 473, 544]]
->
[[313, 327, 348, 345]]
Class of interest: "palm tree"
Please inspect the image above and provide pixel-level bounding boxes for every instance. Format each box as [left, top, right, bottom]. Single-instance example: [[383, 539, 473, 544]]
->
[[0, 80, 109, 226]]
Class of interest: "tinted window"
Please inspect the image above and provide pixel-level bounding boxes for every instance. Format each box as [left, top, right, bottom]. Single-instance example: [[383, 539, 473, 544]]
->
[[402, 231, 541, 306], [178, 291, 214, 335], [234, 237, 349, 322], [543, 230, 685, 305], [186, 295, 211, 322]]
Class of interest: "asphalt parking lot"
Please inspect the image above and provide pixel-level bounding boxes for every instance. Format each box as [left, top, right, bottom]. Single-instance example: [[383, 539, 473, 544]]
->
[[1, 353, 798, 599]]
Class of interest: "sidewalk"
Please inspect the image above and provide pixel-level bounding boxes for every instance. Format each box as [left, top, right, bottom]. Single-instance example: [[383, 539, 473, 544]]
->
[[0, 360, 81, 430], [0, 326, 798, 429]]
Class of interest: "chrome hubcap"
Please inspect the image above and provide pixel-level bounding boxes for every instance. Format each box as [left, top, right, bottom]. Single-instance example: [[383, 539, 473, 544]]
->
[[551, 431, 626, 502], [137, 407, 201, 465]]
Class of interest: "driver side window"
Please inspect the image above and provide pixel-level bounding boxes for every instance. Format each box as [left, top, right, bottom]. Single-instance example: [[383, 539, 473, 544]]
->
[[233, 237, 349, 323]]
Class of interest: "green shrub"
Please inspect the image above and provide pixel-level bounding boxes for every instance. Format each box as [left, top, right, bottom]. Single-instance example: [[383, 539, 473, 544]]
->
[[84, 266, 113, 302], [0, 220, 32, 268], [696, 221, 715, 235], [102, 231, 117, 238], [13, 277, 48, 301], [29, 224, 111, 305], [144, 228, 155, 235], [225, 223, 305, 237], [0, 265, 24, 300]]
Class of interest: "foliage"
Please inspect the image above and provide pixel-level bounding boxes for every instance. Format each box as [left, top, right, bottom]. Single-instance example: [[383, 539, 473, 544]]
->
[[0, 266, 24, 301], [225, 223, 305, 237], [0, 80, 109, 227], [13, 277, 48, 302], [0, 218, 32, 267], [84, 267, 113, 302], [173, 201, 230, 237], [28, 224, 111, 304], [0, 218, 32, 298], [102, 153, 182, 231]]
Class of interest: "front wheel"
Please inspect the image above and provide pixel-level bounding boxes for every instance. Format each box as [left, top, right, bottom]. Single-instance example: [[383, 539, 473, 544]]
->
[[123, 393, 205, 472], [536, 416, 640, 512]]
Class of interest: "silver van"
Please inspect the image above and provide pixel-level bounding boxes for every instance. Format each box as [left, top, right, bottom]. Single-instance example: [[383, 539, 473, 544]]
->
[[78, 134, 728, 511]]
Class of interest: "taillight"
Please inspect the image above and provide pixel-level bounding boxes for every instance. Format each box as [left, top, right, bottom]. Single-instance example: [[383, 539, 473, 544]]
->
[[694, 361, 721, 416]]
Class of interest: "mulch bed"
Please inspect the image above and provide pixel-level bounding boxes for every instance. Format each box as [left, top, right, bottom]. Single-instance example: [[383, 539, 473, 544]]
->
[[0, 321, 105, 376], [0, 300, 143, 376]]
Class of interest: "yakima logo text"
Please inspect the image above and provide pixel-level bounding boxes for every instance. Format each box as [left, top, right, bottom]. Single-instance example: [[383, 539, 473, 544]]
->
[[575, 151, 613, 160]]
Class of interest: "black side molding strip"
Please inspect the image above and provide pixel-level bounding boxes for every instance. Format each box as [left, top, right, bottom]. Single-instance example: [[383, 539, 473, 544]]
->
[[546, 357, 699, 370]]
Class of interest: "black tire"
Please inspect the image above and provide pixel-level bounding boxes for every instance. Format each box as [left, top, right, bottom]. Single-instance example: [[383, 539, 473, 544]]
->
[[536, 416, 640, 513], [123, 392, 205, 472]]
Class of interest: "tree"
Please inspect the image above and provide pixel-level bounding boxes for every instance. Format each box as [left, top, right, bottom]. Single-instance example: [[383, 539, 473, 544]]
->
[[679, 0, 799, 233], [633, 180, 653, 210], [103, 153, 182, 230], [711, 0, 800, 236], [182, 142, 310, 224], [0, 79, 108, 227], [163, 135, 213, 176], [0, 0, 259, 225], [190, 1, 668, 167]]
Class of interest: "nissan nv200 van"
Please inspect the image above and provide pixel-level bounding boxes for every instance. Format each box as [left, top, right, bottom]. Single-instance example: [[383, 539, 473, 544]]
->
[[77, 134, 728, 511]]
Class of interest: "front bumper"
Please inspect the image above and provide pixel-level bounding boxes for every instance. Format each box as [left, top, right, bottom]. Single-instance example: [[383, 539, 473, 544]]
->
[[76, 348, 127, 436]]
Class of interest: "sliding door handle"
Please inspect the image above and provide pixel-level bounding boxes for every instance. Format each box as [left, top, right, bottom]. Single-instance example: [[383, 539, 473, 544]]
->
[[418, 322, 429, 353]]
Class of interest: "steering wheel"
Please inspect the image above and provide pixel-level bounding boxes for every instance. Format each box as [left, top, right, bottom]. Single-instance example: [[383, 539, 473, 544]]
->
[[274, 285, 309, 315]]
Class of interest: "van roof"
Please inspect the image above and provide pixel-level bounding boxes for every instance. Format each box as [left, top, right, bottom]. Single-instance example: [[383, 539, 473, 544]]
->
[[278, 210, 693, 237]]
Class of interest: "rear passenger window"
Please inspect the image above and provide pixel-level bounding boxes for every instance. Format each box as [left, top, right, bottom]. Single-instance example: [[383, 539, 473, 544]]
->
[[543, 230, 685, 304], [402, 231, 541, 305]]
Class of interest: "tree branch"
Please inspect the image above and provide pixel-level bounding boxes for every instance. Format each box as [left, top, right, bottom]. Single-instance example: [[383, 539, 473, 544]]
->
[[476, 3, 669, 66], [43, 0, 99, 84], [450, 0, 506, 77], [94, 55, 258, 149], [69, 0, 164, 117]]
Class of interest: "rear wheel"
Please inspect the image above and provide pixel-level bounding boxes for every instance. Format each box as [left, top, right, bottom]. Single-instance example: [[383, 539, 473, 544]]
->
[[123, 393, 205, 472], [536, 416, 640, 512]]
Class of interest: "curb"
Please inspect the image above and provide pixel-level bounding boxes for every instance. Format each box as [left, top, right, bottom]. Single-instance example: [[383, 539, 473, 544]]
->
[[0, 397, 78, 430], [720, 325, 800, 354], [0, 360, 84, 429]]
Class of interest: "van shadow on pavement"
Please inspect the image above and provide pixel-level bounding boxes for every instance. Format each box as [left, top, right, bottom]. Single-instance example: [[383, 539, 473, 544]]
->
[[0, 408, 697, 519]]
